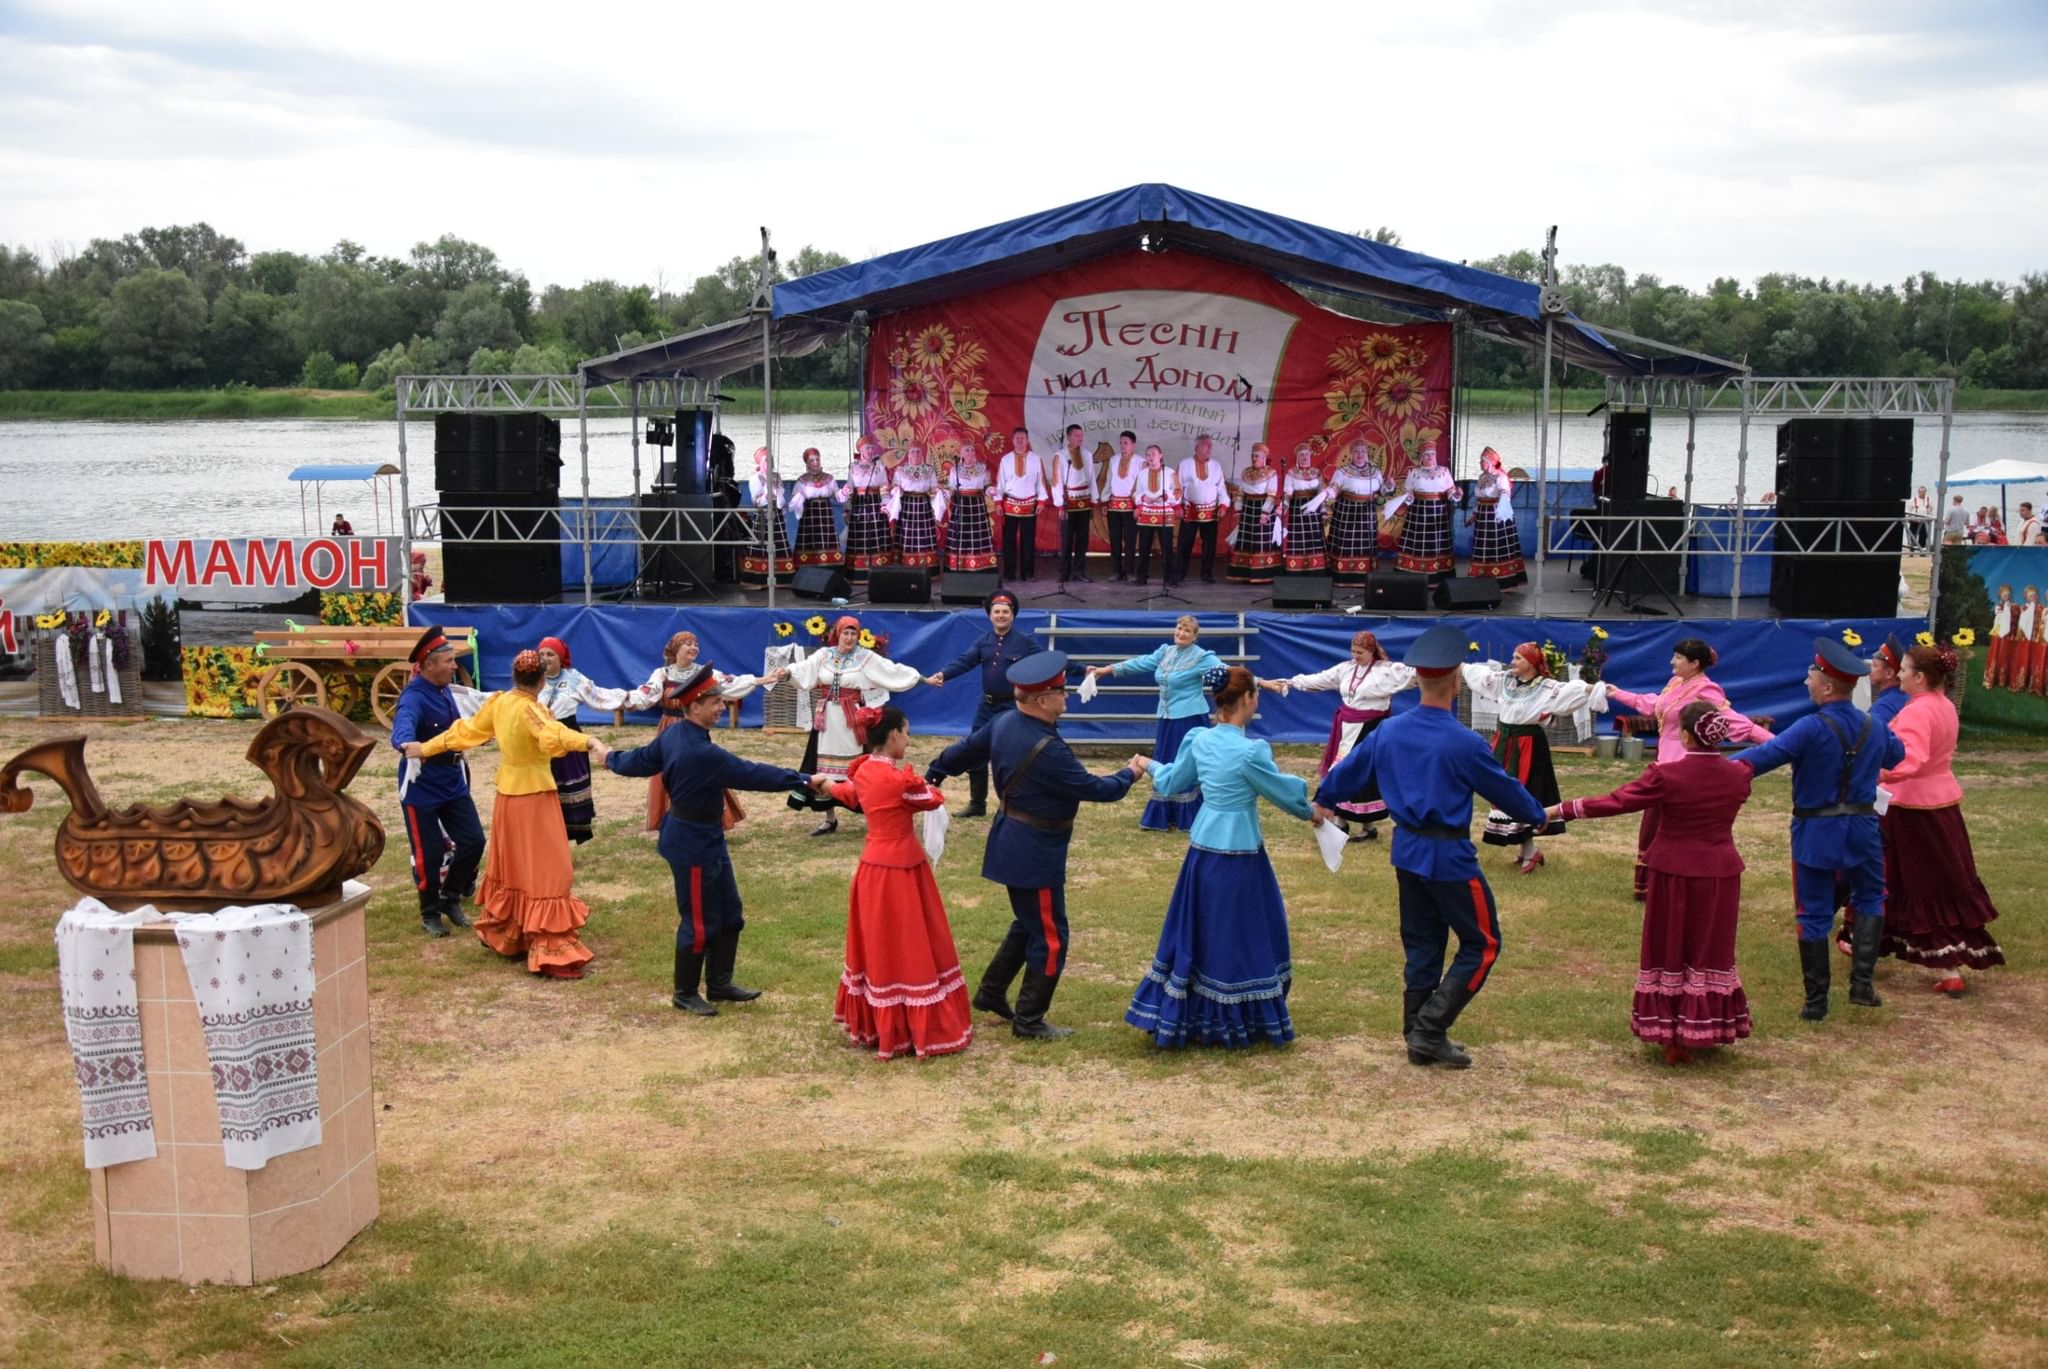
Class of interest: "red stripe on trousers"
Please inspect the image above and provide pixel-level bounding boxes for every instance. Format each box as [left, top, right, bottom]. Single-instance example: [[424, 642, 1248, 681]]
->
[[1037, 889, 1062, 976], [405, 807, 428, 891], [1465, 878, 1500, 991], [688, 866, 706, 954]]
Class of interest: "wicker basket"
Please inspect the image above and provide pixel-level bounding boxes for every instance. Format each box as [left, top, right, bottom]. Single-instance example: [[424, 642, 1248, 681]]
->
[[761, 644, 808, 731], [36, 633, 145, 719]]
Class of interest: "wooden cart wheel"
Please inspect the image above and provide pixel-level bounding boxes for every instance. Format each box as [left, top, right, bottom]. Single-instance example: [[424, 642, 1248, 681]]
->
[[369, 662, 410, 727], [255, 661, 327, 717]]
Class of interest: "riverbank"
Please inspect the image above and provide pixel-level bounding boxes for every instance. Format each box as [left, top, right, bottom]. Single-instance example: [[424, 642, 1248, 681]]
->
[[5, 385, 2046, 421]]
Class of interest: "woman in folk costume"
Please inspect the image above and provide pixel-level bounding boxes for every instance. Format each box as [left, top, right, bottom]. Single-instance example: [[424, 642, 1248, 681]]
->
[[842, 436, 894, 581], [1226, 441, 1282, 584], [1877, 644, 2005, 995], [1281, 442, 1334, 576], [822, 706, 975, 1059], [1984, 584, 2018, 689], [1261, 630, 1416, 841], [1325, 440, 1386, 583], [2026, 585, 2048, 697], [738, 446, 795, 586], [1125, 667, 1321, 1049], [887, 442, 946, 570], [1549, 702, 1755, 1064], [626, 630, 774, 832], [1085, 615, 1225, 832], [784, 615, 924, 836], [1387, 442, 1456, 579], [1606, 638, 1773, 900], [403, 650, 598, 979], [1130, 444, 1180, 586], [1465, 448, 1526, 588], [532, 635, 635, 844], [1461, 643, 1612, 874], [944, 438, 999, 572], [788, 446, 845, 567]]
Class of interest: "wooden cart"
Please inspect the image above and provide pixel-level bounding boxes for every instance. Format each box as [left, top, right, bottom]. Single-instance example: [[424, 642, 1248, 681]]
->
[[251, 625, 476, 727]]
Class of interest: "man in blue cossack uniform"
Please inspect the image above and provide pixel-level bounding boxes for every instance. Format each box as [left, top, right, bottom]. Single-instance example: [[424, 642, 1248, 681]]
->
[[920, 589, 1043, 819], [926, 651, 1144, 1039], [1312, 624, 1546, 1069], [601, 663, 824, 1016], [389, 625, 484, 938], [1737, 636, 1905, 1020]]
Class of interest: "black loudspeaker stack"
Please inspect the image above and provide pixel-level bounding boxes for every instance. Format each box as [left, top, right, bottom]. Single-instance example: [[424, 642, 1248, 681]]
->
[[1604, 410, 1651, 502], [434, 412, 563, 603], [790, 566, 853, 601], [1769, 419, 1910, 618], [1362, 570, 1430, 612], [1775, 419, 1912, 502], [1432, 576, 1503, 611], [868, 566, 933, 605], [939, 571, 1003, 606], [1271, 574, 1335, 609]]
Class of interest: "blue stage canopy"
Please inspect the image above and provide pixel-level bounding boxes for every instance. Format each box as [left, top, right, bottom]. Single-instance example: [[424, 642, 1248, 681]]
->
[[287, 463, 399, 481]]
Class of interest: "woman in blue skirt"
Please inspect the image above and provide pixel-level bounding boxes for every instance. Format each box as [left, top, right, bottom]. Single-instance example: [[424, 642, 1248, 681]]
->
[[1086, 615, 1224, 831], [1125, 666, 1321, 1048]]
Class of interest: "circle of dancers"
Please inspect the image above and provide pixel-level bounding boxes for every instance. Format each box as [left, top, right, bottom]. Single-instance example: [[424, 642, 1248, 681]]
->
[[391, 610, 2006, 1065], [728, 433, 1532, 590]]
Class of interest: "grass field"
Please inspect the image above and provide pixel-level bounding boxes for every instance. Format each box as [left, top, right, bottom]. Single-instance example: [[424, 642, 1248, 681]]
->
[[0, 716, 2042, 1367]]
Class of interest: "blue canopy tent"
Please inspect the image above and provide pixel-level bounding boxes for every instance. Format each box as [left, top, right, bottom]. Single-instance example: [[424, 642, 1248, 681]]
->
[[288, 463, 399, 535]]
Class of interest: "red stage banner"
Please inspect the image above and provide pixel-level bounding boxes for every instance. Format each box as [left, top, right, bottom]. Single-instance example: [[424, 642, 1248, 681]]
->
[[862, 251, 1453, 549]]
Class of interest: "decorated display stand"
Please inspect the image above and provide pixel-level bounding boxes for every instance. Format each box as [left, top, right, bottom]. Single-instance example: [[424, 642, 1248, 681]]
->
[[252, 623, 475, 725], [35, 612, 144, 720]]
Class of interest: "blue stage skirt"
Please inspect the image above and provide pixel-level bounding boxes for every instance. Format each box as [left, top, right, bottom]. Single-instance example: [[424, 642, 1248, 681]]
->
[[1125, 845, 1294, 1049], [1140, 713, 1206, 832]]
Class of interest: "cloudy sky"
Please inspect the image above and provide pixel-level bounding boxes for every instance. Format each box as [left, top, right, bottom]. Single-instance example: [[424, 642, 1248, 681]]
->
[[2, 0, 2044, 294]]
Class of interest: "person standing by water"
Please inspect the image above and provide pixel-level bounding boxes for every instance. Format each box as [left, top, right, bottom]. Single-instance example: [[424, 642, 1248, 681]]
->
[[920, 590, 1043, 819], [330, 514, 354, 536], [1907, 486, 1933, 551], [1086, 616, 1225, 833]]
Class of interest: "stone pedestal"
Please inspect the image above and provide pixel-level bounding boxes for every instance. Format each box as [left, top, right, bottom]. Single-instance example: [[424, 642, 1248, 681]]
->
[[86, 886, 379, 1284]]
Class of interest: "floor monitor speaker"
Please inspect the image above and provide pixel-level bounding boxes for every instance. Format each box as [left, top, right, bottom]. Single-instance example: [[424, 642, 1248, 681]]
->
[[1362, 570, 1430, 612], [791, 566, 853, 601], [939, 571, 1003, 606], [1271, 574, 1335, 609], [1432, 575, 1504, 611], [868, 566, 932, 605]]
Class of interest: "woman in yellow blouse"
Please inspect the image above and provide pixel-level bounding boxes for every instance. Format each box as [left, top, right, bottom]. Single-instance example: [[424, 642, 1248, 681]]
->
[[404, 648, 602, 979]]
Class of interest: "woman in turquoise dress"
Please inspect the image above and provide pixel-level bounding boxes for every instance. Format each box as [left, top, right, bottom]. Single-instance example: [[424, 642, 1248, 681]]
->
[[1085, 615, 1224, 832], [1124, 666, 1321, 1048]]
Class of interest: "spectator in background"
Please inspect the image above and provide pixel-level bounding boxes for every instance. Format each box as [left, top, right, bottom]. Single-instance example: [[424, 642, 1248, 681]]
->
[[1987, 510, 2010, 545], [330, 513, 354, 536], [1944, 495, 1969, 543], [410, 549, 432, 599], [1666, 485, 1680, 500], [2017, 502, 2042, 547], [1907, 486, 1934, 550]]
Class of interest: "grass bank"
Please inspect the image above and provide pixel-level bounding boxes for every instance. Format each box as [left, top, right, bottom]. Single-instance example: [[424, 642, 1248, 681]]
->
[[0, 718, 2043, 1366]]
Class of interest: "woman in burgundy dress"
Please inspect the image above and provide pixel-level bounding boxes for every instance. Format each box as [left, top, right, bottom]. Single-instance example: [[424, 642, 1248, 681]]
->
[[824, 706, 974, 1060], [1550, 701, 1754, 1064]]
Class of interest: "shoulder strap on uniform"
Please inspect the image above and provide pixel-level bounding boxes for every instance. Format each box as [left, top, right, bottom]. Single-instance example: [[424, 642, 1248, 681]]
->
[[999, 735, 1056, 806]]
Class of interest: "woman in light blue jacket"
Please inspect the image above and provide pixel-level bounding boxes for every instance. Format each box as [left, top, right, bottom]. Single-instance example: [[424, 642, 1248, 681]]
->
[[1124, 666, 1322, 1048], [1086, 614, 1224, 831]]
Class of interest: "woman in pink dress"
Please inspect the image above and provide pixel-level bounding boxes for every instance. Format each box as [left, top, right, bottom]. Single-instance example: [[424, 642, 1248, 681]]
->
[[1878, 645, 2005, 996], [1550, 702, 1754, 1063], [824, 706, 974, 1059], [1605, 638, 1772, 900]]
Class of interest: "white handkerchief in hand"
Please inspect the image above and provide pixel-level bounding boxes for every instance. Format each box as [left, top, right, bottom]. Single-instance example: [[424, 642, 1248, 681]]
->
[[1077, 672, 1099, 703], [1314, 818, 1348, 873], [921, 803, 950, 864], [1873, 785, 1892, 816]]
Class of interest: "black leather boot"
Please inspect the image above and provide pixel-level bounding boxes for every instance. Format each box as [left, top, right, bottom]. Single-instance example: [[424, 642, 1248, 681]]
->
[[974, 925, 1028, 1019], [1798, 937, 1831, 1021], [704, 928, 761, 1002], [1405, 980, 1476, 1068], [420, 910, 449, 938], [1010, 966, 1073, 1040], [1402, 988, 1430, 1040], [1848, 916, 1885, 1008], [672, 946, 716, 1016], [440, 892, 471, 929], [956, 768, 989, 819]]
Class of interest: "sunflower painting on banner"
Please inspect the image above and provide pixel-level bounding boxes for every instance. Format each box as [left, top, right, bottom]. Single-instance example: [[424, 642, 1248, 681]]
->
[[861, 251, 1452, 551]]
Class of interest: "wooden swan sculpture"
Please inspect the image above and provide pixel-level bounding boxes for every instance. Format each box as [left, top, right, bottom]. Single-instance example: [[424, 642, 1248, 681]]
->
[[1, 709, 386, 909]]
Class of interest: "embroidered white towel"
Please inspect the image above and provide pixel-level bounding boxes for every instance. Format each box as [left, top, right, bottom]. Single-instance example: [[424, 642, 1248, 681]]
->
[[55, 901, 157, 1168]]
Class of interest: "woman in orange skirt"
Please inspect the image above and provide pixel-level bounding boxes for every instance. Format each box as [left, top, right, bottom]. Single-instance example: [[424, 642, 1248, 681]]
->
[[406, 649, 598, 979], [824, 705, 973, 1059]]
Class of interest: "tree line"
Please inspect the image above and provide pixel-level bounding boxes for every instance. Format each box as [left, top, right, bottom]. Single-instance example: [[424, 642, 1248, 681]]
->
[[0, 222, 2042, 395]]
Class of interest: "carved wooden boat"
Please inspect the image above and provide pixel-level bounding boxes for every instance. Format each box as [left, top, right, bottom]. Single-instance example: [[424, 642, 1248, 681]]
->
[[1, 710, 386, 910]]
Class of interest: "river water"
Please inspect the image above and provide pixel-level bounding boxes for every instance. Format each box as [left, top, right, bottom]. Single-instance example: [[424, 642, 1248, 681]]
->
[[2, 411, 2045, 540]]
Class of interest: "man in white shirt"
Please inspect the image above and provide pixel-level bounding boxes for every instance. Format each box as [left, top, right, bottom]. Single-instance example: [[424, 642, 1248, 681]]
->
[[996, 425, 1048, 581], [1053, 424, 1097, 584], [1102, 430, 1141, 582], [1907, 486, 1934, 551], [1943, 494, 1969, 544], [1173, 434, 1227, 585], [2018, 501, 2042, 547]]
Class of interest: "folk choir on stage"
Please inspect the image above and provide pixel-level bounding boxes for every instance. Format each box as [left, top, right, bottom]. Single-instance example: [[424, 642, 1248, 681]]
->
[[730, 432, 1535, 589], [392, 611, 2006, 1067]]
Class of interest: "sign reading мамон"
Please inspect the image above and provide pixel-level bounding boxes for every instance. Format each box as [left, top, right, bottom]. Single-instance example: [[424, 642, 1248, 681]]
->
[[144, 538, 400, 598]]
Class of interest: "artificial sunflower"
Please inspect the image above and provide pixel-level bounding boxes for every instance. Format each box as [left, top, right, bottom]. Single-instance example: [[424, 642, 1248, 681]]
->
[[94, 609, 111, 628], [1591, 625, 1610, 640], [773, 622, 794, 638], [805, 614, 828, 637], [1841, 628, 1864, 647], [1952, 627, 1976, 648], [1468, 641, 1480, 653], [1915, 631, 1935, 646], [858, 629, 878, 650]]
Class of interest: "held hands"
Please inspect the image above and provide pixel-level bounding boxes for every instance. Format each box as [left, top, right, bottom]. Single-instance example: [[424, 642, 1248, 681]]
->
[[1543, 804, 1563, 824], [1087, 664, 1114, 679], [587, 737, 610, 765], [921, 674, 946, 688], [808, 772, 835, 791], [400, 741, 426, 760], [1259, 678, 1291, 695], [1126, 754, 1149, 777]]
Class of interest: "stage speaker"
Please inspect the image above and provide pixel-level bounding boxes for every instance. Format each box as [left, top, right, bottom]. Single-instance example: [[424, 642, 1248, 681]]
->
[[1597, 496, 1684, 597], [1769, 498, 1904, 618], [1845, 418, 1913, 501], [790, 566, 853, 601], [1604, 411, 1651, 502], [638, 492, 717, 595], [1269, 574, 1335, 609], [496, 446, 562, 494], [869, 566, 932, 605], [433, 412, 496, 493], [939, 570, 1003, 606], [1776, 419, 1850, 500], [497, 412, 561, 453], [439, 491, 561, 603], [1362, 570, 1430, 612], [433, 412, 494, 452], [1432, 576, 1503, 611]]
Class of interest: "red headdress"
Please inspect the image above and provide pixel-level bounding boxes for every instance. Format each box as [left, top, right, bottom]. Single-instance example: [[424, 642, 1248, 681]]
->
[[1513, 642, 1547, 676], [537, 635, 571, 669], [833, 615, 862, 641]]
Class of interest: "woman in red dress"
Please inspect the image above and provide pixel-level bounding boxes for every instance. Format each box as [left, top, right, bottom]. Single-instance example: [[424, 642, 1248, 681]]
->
[[824, 706, 974, 1059], [1549, 702, 1754, 1064]]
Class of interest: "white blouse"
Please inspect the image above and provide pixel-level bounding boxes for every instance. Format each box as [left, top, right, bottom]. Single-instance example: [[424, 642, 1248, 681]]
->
[[1473, 469, 1515, 522], [1461, 663, 1609, 728], [1287, 658, 1418, 711], [1104, 454, 1143, 499], [537, 667, 633, 721], [1053, 452, 1096, 506], [1329, 464, 1385, 499], [949, 459, 991, 494], [887, 463, 945, 521], [785, 646, 923, 742], [622, 663, 767, 711], [1178, 458, 1227, 509], [788, 471, 843, 516], [1133, 466, 1180, 516], [994, 452, 1049, 503]]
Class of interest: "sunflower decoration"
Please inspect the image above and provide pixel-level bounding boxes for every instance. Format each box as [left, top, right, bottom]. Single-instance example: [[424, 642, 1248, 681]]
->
[[804, 614, 828, 639], [1915, 631, 1935, 646], [35, 611, 65, 630], [773, 622, 794, 639], [1841, 627, 1864, 647], [1591, 625, 1610, 640], [94, 609, 112, 628], [858, 629, 878, 650], [1951, 627, 1976, 648], [1468, 641, 1480, 653]]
